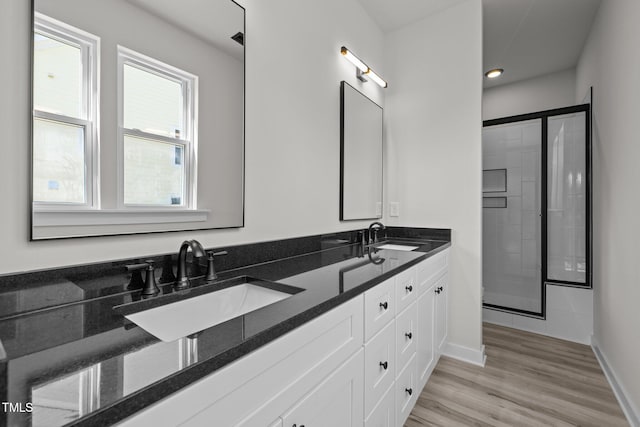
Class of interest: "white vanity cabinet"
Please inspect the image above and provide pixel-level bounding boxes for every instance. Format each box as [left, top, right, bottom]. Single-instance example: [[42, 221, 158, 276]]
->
[[416, 249, 449, 389], [118, 248, 450, 427], [362, 247, 450, 427]]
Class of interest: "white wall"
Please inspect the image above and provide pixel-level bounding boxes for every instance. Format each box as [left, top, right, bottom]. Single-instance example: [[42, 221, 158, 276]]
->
[[483, 284, 594, 345], [483, 68, 576, 121], [384, 0, 484, 360], [576, 0, 640, 421], [0, 0, 385, 274]]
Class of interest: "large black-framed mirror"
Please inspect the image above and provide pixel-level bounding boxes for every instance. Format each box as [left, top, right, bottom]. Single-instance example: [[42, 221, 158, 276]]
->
[[340, 81, 383, 221], [31, 0, 245, 239]]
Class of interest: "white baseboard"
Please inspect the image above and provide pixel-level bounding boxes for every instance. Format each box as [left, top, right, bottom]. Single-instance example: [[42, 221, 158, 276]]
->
[[442, 342, 486, 367], [591, 336, 640, 427]]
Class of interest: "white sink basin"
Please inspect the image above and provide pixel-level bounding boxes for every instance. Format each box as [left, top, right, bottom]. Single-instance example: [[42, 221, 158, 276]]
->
[[126, 283, 293, 342], [377, 243, 419, 251]]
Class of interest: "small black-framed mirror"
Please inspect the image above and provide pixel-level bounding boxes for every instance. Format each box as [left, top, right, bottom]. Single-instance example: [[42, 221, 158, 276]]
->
[[340, 81, 383, 221]]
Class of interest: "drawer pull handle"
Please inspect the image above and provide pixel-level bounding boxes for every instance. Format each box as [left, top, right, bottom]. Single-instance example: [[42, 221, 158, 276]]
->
[[405, 332, 413, 339], [405, 285, 413, 292], [438, 286, 444, 292], [379, 301, 388, 310], [405, 388, 413, 396], [435, 288, 441, 294], [379, 361, 388, 370]]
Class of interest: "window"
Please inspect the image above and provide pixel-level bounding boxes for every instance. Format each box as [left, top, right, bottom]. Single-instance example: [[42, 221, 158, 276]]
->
[[117, 47, 197, 209], [32, 14, 99, 208]]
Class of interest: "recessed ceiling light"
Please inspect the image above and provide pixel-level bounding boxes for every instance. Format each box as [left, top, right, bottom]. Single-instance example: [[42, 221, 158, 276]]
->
[[485, 68, 504, 79]]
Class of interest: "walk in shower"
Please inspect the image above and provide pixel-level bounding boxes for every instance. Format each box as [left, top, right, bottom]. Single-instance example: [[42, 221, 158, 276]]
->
[[482, 105, 590, 317]]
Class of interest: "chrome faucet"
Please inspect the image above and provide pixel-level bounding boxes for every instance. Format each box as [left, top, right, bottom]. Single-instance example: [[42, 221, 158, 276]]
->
[[368, 221, 385, 244], [174, 239, 206, 290]]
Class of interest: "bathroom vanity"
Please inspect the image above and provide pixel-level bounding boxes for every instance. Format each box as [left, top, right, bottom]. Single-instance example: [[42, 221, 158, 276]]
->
[[0, 227, 450, 426]]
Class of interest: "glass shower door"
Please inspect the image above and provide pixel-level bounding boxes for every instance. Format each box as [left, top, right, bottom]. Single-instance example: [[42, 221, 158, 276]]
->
[[546, 111, 588, 285], [482, 119, 543, 314]]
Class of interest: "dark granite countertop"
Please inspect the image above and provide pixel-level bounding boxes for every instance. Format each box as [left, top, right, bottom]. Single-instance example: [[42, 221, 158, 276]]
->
[[0, 227, 450, 427]]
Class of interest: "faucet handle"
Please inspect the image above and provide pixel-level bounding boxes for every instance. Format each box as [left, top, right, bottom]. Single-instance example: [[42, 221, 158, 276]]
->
[[205, 251, 228, 282], [125, 261, 159, 297], [141, 260, 160, 297], [125, 262, 147, 290]]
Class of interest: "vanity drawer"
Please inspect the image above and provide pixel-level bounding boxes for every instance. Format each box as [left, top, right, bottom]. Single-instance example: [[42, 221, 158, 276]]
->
[[364, 277, 395, 341], [364, 320, 396, 418], [416, 249, 448, 295], [364, 382, 394, 427], [395, 354, 417, 427], [395, 266, 417, 314], [395, 302, 417, 377]]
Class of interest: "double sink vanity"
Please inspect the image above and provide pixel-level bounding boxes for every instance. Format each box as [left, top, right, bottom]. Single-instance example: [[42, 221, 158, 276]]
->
[[0, 226, 450, 427], [14, 0, 452, 425]]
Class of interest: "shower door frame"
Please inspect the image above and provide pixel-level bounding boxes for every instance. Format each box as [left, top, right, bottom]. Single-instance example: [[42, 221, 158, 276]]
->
[[482, 103, 592, 318]]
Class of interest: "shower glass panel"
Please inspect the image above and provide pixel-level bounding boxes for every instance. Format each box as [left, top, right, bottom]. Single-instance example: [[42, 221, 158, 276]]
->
[[482, 119, 542, 314], [547, 112, 587, 285]]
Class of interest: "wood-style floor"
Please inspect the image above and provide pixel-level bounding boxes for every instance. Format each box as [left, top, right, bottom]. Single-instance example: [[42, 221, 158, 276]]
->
[[406, 323, 628, 427]]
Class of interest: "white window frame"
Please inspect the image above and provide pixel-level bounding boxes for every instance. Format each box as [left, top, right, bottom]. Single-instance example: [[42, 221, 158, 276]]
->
[[116, 46, 198, 210], [33, 13, 100, 211]]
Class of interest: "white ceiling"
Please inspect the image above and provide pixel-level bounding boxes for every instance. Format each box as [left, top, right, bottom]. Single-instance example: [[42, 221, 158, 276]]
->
[[126, 0, 244, 61], [358, 0, 601, 88], [483, 0, 601, 88], [357, 0, 469, 32]]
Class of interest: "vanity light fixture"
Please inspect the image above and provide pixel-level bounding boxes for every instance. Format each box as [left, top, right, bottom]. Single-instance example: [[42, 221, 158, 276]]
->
[[340, 46, 387, 88], [364, 69, 387, 88], [485, 68, 504, 79]]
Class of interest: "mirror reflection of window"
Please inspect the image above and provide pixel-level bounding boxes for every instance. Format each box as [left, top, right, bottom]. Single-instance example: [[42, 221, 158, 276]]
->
[[119, 47, 198, 208], [29, 337, 198, 427], [32, 14, 98, 207], [31, 0, 245, 239], [31, 364, 100, 427]]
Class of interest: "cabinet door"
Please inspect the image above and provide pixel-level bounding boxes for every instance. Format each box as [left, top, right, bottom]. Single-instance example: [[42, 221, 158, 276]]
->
[[364, 320, 395, 418], [416, 285, 435, 389], [364, 384, 394, 427], [281, 349, 364, 427], [416, 250, 448, 296], [395, 355, 417, 427], [435, 273, 448, 355], [395, 266, 416, 314], [364, 277, 395, 341], [395, 302, 417, 377]]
